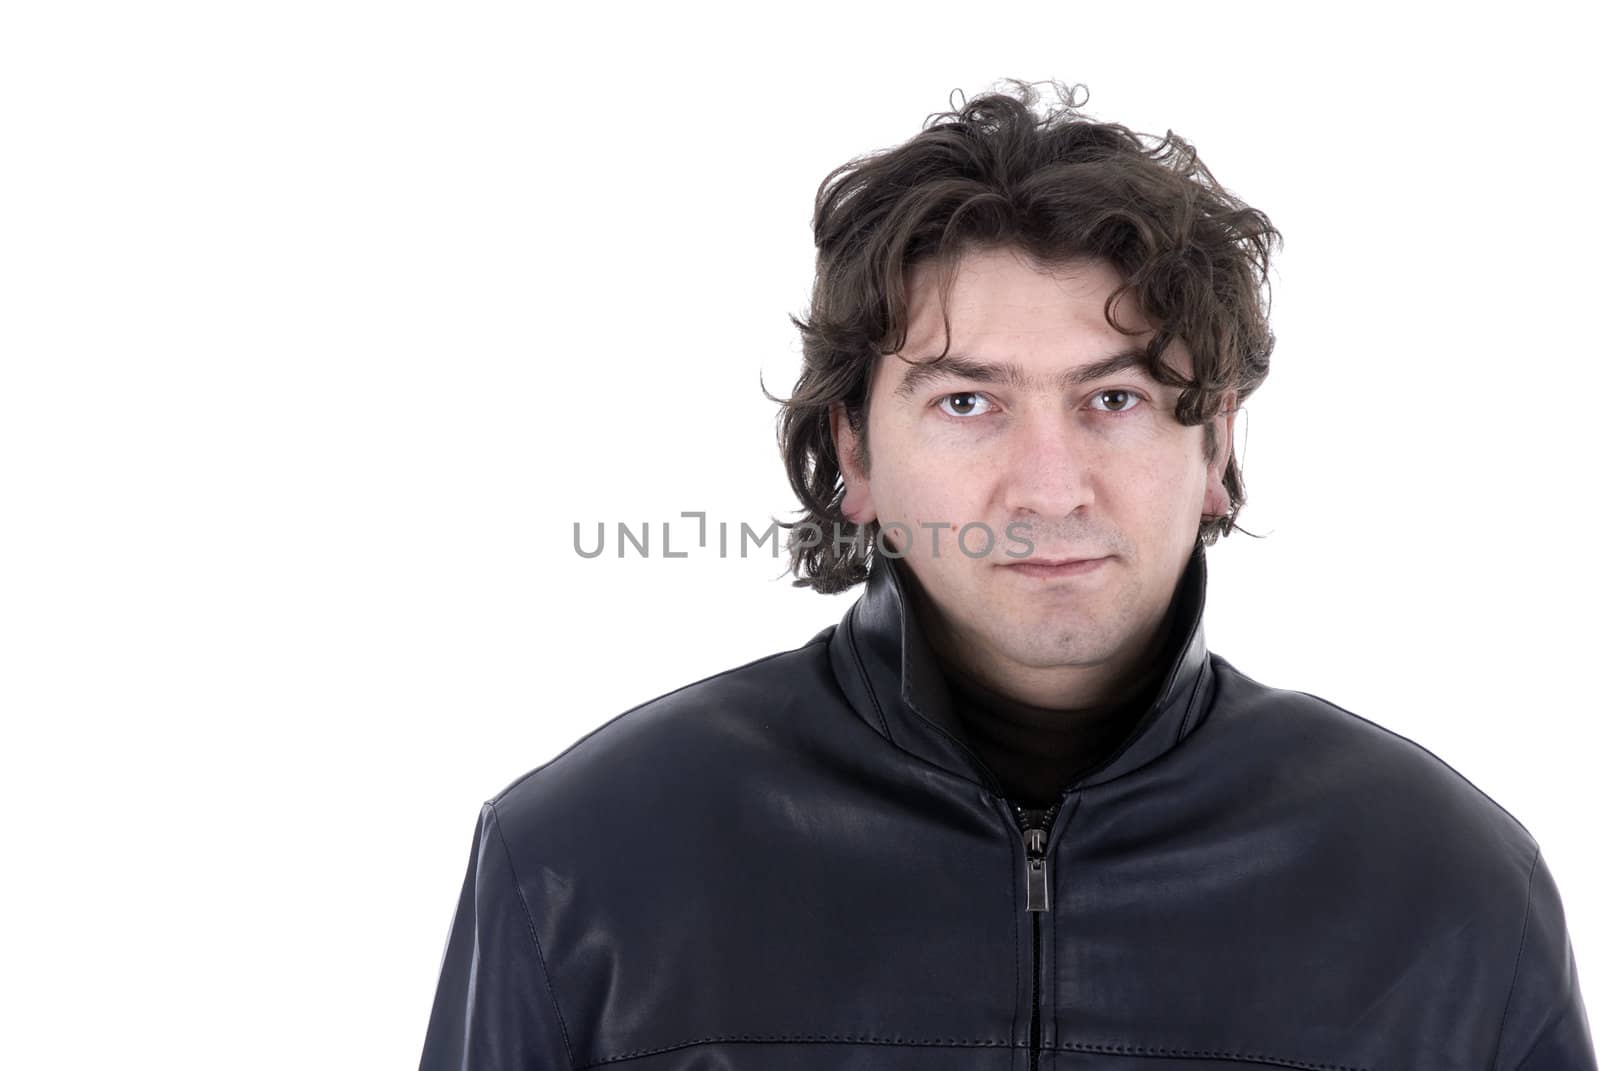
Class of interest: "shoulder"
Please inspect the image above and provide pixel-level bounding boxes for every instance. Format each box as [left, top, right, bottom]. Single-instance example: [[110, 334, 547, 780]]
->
[[1205, 652, 1541, 898], [486, 628, 839, 850]]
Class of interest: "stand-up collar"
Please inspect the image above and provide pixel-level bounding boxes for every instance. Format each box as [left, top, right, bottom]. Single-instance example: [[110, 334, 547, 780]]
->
[[827, 540, 1217, 798]]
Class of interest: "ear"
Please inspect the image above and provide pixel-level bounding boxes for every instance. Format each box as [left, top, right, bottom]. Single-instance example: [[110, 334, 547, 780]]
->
[[1201, 390, 1237, 520], [829, 402, 878, 526]]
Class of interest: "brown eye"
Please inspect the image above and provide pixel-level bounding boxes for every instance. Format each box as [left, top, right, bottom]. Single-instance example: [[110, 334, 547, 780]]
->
[[937, 392, 993, 419], [1090, 389, 1143, 414]]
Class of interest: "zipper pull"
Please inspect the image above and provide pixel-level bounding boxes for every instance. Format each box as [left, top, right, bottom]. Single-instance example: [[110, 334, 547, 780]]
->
[[1024, 826, 1050, 912], [1014, 804, 1058, 913]]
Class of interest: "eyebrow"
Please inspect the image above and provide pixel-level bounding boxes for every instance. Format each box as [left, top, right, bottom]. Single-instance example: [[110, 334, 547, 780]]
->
[[890, 348, 1155, 400]]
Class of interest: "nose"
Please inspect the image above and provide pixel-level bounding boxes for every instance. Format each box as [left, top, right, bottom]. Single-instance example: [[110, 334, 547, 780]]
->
[[1000, 405, 1098, 522]]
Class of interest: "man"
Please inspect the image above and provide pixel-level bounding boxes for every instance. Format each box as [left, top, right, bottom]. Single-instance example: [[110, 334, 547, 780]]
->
[[420, 80, 1595, 1070]]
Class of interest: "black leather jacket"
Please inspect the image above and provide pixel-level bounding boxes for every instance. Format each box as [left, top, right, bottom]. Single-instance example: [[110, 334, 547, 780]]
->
[[420, 543, 1595, 1070]]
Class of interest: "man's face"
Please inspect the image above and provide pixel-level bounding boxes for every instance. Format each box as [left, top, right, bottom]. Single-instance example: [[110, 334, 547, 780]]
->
[[830, 247, 1235, 698]]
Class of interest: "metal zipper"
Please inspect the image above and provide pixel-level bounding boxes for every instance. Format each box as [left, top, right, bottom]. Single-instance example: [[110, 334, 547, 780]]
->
[[1012, 800, 1061, 1071]]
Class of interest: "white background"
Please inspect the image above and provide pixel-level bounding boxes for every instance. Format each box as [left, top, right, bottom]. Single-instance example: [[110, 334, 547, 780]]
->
[[2, 2, 1595, 1067]]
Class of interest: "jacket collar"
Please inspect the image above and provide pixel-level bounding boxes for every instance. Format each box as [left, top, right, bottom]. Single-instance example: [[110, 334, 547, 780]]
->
[[827, 539, 1216, 799]]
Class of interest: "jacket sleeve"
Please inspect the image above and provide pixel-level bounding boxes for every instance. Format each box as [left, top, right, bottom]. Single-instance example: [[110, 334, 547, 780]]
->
[[419, 801, 573, 1071], [1495, 846, 1597, 1070]]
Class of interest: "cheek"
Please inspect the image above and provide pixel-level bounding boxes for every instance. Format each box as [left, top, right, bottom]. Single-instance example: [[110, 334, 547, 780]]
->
[[1118, 447, 1206, 509], [871, 454, 995, 532]]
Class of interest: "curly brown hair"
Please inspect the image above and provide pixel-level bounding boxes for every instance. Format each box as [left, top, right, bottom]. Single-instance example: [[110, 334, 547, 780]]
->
[[767, 79, 1281, 594]]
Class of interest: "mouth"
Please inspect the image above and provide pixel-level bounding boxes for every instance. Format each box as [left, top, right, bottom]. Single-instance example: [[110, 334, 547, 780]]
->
[[1000, 555, 1111, 580]]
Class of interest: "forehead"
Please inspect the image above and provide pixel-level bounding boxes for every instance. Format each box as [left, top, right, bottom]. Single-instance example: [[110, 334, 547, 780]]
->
[[882, 248, 1188, 390], [900, 249, 1144, 346]]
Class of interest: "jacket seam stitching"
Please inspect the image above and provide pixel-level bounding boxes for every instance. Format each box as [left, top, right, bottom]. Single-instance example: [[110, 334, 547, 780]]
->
[[487, 799, 577, 1071], [579, 1035, 1012, 1067], [1050, 1041, 1370, 1070], [842, 604, 891, 738], [1176, 652, 1211, 739], [1490, 843, 1542, 1071], [1009, 804, 1021, 1048], [1048, 799, 1082, 1050], [573, 1036, 1367, 1070]]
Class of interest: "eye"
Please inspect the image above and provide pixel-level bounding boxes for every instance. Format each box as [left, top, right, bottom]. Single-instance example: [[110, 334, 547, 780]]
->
[[1088, 388, 1144, 414], [936, 391, 995, 419]]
